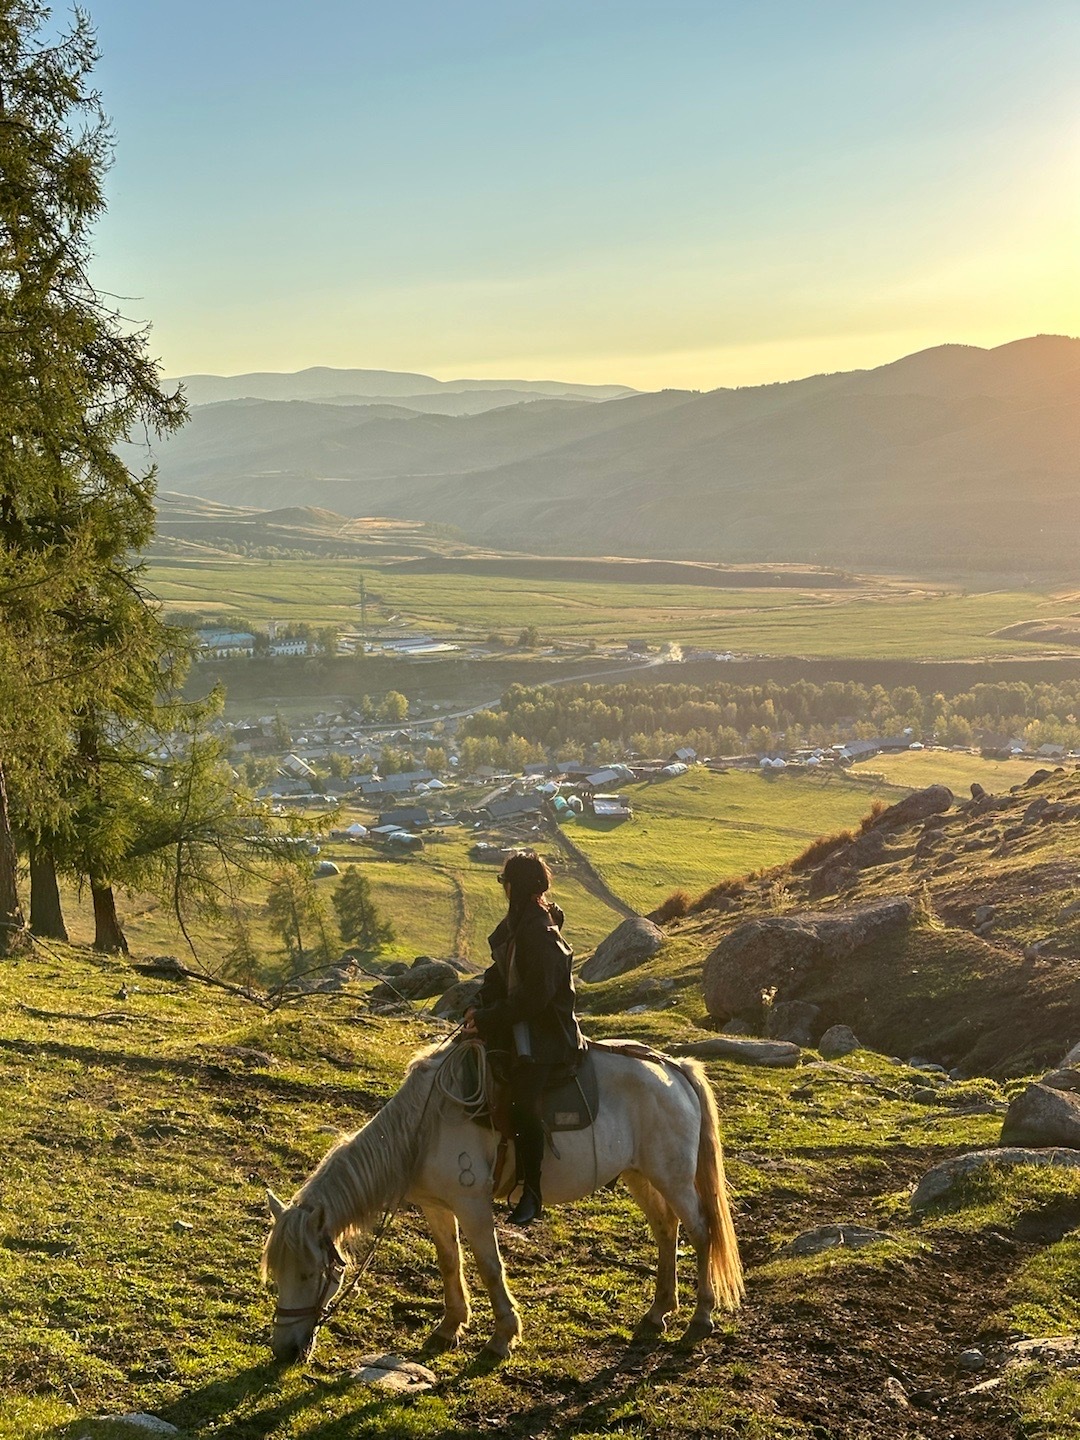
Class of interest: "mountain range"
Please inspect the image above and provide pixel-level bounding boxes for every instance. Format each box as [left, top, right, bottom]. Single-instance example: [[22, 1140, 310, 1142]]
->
[[144, 338, 1080, 574]]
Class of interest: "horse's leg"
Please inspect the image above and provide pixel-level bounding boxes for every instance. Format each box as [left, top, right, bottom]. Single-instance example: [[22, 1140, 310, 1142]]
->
[[454, 1197, 522, 1358], [420, 1202, 471, 1351], [659, 1179, 717, 1340], [623, 1170, 679, 1333]]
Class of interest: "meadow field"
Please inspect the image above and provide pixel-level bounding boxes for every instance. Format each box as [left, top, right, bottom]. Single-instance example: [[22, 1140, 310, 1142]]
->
[[850, 748, 1049, 793], [145, 556, 1068, 661], [558, 768, 907, 913]]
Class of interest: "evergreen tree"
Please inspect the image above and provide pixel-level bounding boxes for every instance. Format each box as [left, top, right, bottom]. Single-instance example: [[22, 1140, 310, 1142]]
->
[[332, 866, 395, 952], [0, 2, 185, 951], [266, 866, 337, 975]]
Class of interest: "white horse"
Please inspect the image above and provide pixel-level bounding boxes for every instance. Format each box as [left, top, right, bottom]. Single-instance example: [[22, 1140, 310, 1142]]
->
[[262, 1039, 743, 1362]]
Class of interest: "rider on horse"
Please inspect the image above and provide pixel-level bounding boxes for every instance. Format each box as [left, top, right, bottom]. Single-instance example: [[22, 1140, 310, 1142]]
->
[[465, 851, 586, 1227]]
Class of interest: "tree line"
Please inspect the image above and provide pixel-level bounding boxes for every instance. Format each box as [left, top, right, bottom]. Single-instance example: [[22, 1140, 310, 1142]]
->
[[458, 678, 1080, 762]]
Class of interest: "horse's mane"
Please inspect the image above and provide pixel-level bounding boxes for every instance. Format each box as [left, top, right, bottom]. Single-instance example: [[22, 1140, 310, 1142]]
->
[[263, 1039, 453, 1277]]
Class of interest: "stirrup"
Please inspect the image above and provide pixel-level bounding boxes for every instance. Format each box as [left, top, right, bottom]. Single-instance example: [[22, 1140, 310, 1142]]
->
[[507, 1186, 543, 1227]]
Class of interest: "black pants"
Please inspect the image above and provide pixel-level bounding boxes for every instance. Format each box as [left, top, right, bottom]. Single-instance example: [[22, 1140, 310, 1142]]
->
[[510, 1061, 549, 1192]]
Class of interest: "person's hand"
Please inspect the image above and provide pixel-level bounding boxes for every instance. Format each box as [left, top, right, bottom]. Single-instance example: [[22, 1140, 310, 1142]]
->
[[462, 1008, 478, 1035]]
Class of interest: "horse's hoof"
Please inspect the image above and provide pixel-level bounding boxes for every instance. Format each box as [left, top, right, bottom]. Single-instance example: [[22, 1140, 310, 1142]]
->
[[633, 1315, 668, 1340], [682, 1317, 715, 1344], [480, 1336, 515, 1361], [423, 1331, 460, 1354]]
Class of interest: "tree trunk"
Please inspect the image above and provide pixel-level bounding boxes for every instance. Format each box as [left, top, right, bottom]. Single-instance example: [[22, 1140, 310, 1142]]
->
[[0, 757, 27, 956], [29, 846, 68, 942], [91, 880, 128, 954]]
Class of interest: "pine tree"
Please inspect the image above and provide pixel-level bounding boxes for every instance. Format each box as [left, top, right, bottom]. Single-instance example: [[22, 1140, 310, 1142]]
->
[[266, 866, 338, 976], [0, 3, 185, 950], [332, 866, 395, 953]]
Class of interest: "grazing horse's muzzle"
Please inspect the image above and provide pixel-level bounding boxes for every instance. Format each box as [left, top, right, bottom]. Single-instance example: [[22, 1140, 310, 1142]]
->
[[268, 1233, 348, 1363]]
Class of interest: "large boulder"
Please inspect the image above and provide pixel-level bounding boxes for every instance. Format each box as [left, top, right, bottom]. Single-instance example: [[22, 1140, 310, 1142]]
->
[[910, 1147, 1080, 1210], [670, 1036, 801, 1067], [870, 784, 953, 830], [431, 977, 484, 1020], [579, 917, 664, 983], [702, 898, 914, 1022], [818, 1024, 861, 1059], [370, 960, 458, 1002], [1000, 1082, 1080, 1148]]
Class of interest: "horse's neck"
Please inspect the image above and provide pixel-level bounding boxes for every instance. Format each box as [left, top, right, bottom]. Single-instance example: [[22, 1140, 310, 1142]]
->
[[304, 1074, 430, 1238]]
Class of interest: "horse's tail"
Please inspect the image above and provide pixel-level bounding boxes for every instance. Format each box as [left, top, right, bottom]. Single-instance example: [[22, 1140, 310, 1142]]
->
[[672, 1056, 745, 1310]]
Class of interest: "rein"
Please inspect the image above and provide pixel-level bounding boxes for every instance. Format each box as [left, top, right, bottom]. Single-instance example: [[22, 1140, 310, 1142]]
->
[[272, 1042, 460, 1333]]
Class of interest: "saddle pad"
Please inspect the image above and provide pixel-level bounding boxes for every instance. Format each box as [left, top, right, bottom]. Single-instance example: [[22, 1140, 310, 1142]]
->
[[542, 1050, 599, 1132]]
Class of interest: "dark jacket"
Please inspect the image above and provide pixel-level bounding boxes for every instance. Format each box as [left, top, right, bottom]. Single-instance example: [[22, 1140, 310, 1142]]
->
[[473, 900, 586, 1069]]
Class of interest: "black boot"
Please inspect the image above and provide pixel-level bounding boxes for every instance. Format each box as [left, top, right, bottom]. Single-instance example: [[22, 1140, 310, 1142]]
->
[[508, 1121, 544, 1227]]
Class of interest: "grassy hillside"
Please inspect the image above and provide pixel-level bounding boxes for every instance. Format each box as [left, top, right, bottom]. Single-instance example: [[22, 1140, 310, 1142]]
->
[[0, 933, 1070, 1438], [851, 749, 1047, 792]]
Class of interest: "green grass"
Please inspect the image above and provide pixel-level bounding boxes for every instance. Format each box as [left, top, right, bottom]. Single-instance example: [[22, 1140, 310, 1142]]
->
[[564, 768, 907, 911], [145, 557, 1064, 660], [852, 748, 1047, 793]]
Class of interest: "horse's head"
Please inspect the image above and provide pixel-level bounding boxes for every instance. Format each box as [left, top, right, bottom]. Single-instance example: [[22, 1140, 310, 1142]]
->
[[262, 1190, 348, 1364]]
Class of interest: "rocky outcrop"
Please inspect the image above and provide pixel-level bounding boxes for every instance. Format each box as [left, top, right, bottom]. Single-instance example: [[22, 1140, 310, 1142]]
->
[[670, 1036, 801, 1067], [1000, 1082, 1080, 1147], [910, 1147, 1080, 1210], [370, 960, 458, 1002], [871, 784, 954, 830], [702, 898, 914, 1023], [579, 916, 664, 983]]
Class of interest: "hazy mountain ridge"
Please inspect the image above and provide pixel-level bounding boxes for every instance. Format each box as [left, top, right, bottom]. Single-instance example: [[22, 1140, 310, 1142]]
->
[[170, 365, 636, 406], [151, 337, 1080, 573]]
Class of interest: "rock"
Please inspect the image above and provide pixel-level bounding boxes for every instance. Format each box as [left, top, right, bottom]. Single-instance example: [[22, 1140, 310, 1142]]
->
[[1022, 768, 1055, 788], [957, 1349, 986, 1372], [765, 999, 821, 1046], [579, 917, 664, 982], [1058, 899, 1080, 923], [1039, 1068, 1080, 1093], [779, 1223, 894, 1257], [1000, 1082, 1080, 1147], [702, 898, 914, 1021], [721, 1018, 755, 1035], [370, 961, 458, 1002], [883, 1376, 910, 1407], [818, 1024, 861, 1059], [970, 783, 987, 801], [1005, 1335, 1080, 1370], [908, 1058, 947, 1073], [911, 1147, 1080, 1210], [91, 1418, 180, 1436], [431, 977, 483, 1020], [670, 1036, 801, 1067], [625, 1003, 649, 1014], [171, 1220, 194, 1234], [973, 904, 996, 926], [1062, 1040, 1080, 1068], [1023, 796, 1050, 824], [870, 784, 953, 830], [351, 1353, 438, 1393]]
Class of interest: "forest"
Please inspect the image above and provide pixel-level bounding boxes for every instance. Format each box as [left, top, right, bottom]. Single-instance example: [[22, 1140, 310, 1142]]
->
[[457, 677, 1080, 763]]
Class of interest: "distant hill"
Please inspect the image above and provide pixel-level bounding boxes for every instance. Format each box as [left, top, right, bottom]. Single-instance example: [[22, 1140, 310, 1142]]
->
[[147, 337, 1080, 574], [169, 366, 636, 408]]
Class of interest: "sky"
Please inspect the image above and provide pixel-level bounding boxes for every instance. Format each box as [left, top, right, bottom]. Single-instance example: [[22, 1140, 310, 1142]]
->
[[82, 0, 1080, 390]]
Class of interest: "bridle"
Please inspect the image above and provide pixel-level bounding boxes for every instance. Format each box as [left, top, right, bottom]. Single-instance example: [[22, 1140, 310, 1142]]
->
[[271, 1205, 397, 1333], [272, 1235, 348, 1329]]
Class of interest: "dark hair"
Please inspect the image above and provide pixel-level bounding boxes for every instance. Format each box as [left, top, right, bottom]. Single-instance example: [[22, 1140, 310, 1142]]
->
[[499, 851, 551, 916]]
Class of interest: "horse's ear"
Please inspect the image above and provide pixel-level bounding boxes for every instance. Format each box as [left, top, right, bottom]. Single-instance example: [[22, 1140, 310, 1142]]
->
[[267, 1189, 287, 1221]]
